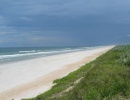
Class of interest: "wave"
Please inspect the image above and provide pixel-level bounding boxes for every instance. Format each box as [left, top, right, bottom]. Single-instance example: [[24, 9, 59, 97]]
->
[[0, 46, 102, 60], [0, 52, 49, 60], [19, 50, 36, 53], [0, 49, 83, 60]]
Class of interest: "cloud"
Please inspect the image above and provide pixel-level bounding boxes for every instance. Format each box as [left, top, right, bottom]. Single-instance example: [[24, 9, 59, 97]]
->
[[29, 36, 63, 42], [1, 0, 129, 16], [30, 37, 45, 41], [0, 16, 8, 25], [0, 26, 16, 35], [128, 35, 130, 37], [1, 0, 130, 29], [0, 0, 72, 16], [0, 39, 3, 43], [0, 0, 130, 46], [19, 34, 72, 46], [20, 17, 32, 21], [0, 16, 16, 35], [0, 32, 10, 35]]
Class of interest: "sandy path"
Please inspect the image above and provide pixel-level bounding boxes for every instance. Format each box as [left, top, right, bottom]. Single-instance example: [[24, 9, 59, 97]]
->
[[0, 46, 114, 100]]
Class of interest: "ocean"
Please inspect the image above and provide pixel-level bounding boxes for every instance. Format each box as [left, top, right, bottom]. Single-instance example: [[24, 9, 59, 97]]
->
[[0, 46, 102, 64]]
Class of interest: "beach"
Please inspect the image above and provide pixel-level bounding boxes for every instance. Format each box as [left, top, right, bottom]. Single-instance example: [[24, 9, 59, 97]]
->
[[0, 46, 114, 100]]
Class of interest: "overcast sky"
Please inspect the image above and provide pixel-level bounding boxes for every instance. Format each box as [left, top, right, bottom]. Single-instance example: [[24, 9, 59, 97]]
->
[[0, 0, 130, 47]]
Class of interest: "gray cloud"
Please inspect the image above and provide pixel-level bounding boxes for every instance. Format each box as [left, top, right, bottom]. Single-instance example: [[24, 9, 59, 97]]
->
[[0, 0, 130, 46], [0, 16, 8, 25], [20, 17, 32, 21], [1, 0, 130, 16]]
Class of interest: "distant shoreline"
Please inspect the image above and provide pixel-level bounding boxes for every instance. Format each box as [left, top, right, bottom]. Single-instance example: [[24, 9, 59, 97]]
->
[[0, 46, 114, 100], [0, 46, 107, 66]]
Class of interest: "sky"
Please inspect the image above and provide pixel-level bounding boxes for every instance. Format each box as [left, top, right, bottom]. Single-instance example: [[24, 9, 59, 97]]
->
[[0, 0, 130, 47]]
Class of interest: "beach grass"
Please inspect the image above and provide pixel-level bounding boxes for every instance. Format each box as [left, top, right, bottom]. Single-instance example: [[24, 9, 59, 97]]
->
[[23, 45, 130, 100]]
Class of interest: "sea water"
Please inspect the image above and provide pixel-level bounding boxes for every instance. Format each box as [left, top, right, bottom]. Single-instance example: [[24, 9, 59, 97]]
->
[[0, 46, 102, 64]]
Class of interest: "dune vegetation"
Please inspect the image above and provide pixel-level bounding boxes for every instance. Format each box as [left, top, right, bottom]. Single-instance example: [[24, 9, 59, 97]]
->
[[24, 45, 130, 100]]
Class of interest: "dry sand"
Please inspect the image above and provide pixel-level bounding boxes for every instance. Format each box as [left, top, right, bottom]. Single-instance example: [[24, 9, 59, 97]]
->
[[0, 46, 114, 100]]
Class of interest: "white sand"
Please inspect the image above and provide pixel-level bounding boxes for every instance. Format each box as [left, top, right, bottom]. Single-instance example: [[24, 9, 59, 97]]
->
[[0, 46, 114, 100]]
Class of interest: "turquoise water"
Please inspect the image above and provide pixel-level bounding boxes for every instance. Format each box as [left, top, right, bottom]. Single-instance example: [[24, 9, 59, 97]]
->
[[0, 46, 102, 64]]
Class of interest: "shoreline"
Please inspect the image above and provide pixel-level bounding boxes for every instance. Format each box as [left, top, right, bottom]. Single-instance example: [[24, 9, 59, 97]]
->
[[0, 46, 108, 66], [0, 46, 114, 100]]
